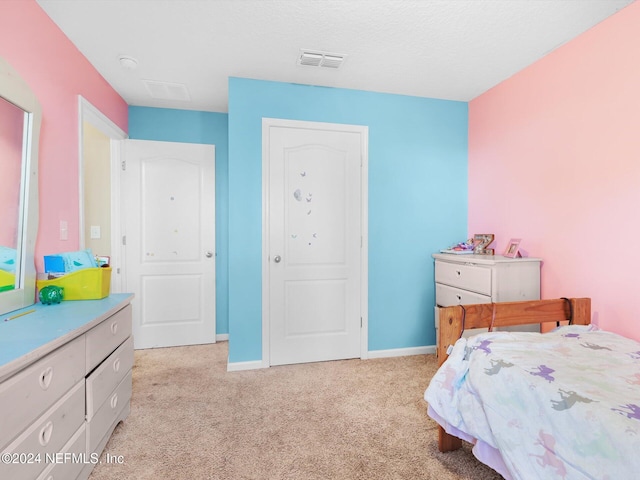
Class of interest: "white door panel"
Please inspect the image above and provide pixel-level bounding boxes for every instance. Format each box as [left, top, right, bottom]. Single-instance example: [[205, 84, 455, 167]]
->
[[266, 121, 366, 366], [284, 279, 347, 334], [284, 145, 347, 266], [142, 157, 201, 262], [122, 140, 215, 349]]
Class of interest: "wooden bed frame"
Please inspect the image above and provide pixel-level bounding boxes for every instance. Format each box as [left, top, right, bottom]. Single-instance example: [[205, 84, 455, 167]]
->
[[434, 297, 591, 453]]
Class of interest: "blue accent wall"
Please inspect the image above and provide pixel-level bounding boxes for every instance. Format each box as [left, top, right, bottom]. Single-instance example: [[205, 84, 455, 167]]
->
[[128, 106, 229, 335], [228, 78, 468, 363]]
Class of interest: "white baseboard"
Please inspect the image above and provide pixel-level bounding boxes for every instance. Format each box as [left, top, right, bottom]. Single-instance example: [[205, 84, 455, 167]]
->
[[226, 359, 268, 372], [226, 345, 436, 371], [216, 333, 229, 342], [367, 345, 436, 359]]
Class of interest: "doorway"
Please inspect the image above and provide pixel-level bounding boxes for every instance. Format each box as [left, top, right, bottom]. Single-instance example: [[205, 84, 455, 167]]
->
[[78, 96, 127, 292]]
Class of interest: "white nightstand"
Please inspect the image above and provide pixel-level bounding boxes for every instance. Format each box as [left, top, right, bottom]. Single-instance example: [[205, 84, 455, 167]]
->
[[432, 253, 542, 344]]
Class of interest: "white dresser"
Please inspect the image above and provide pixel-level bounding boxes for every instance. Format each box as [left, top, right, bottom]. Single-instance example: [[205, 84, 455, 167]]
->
[[432, 253, 541, 342], [0, 294, 133, 480]]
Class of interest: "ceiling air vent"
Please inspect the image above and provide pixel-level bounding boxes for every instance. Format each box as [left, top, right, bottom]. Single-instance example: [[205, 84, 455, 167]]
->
[[142, 79, 191, 102], [298, 50, 346, 69]]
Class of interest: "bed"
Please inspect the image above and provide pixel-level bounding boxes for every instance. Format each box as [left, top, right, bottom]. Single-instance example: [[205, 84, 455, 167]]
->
[[424, 298, 640, 479]]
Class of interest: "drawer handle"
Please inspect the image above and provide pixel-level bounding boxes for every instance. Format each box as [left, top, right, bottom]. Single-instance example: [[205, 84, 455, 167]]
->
[[111, 321, 118, 335], [39, 421, 54, 447], [113, 358, 121, 373], [455, 270, 461, 276], [111, 393, 119, 410], [456, 294, 462, 304], [39, 367, 54, 390]]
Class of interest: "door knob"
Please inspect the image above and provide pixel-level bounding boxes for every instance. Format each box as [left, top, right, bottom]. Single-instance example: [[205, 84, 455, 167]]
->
[[274, 255, 281, 263], [206, 251, 213, 258]]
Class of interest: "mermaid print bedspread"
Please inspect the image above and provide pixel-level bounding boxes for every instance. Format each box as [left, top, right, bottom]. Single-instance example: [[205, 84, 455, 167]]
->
[[425, 325, 640, 479]]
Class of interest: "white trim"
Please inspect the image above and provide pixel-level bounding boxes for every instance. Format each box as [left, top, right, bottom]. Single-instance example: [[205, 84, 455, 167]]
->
[[261, 120, 271, 367], [359, 126, 369, 361], [216, 333, 229, 342], [368, 345, 436, 359], [0, 57, 41, 316], [228, 346, 436, 371], [77, 96, 127, 293], [78, 96, 127, 140], [226, 359, 268, 372], [261, 118, 369, 367], [109, 138, 123, 293]]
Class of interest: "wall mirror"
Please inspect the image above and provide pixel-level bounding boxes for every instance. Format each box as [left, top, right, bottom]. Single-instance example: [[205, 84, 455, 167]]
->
[[0, 56, 41, 316]]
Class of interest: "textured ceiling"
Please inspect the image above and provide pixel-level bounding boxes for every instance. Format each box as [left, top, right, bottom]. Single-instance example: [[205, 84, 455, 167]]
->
[[36, 0, 635, 113]]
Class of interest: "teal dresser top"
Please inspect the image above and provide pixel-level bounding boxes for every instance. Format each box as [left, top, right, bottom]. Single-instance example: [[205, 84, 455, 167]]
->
[[0, 293, 133, 380]]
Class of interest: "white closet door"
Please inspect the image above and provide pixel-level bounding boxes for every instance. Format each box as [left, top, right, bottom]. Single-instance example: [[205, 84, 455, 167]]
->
[[266, 121, 365, 366]]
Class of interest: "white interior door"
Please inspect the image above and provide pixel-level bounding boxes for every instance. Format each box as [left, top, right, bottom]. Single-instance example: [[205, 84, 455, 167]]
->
[[265, 119, 367, 366], [122, 140, 215, 349]]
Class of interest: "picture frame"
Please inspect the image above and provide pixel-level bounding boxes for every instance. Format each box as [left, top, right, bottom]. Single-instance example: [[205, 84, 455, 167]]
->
[[96, 255, 111, 267], [503, 238, 522, 258]]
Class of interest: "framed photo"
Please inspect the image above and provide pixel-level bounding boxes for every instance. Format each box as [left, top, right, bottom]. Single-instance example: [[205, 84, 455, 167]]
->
[[96, 255, 110, 267], [503, 238, 522, 258]]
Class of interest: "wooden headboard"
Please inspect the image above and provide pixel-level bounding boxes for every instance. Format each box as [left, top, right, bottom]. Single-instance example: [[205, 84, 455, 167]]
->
[[436, 298, 591, 367]]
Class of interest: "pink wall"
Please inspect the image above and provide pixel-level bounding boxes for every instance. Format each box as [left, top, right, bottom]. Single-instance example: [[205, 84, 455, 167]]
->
[[469, 2, 640, 339], [0, 98, 24, 247], [0, 0, 128, 267]]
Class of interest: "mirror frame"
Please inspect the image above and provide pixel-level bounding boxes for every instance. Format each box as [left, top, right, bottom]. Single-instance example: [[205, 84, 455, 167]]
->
[[0, 57, 41, 316]]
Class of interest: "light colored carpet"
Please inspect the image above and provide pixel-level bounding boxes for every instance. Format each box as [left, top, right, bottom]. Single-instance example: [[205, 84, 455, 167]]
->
[[89, 342, 502, 480]]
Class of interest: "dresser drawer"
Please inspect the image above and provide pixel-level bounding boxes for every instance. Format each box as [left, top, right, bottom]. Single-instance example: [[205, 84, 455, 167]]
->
[[86, 304, 132, 373], [435, 283, 491, 307], [87, 370, 132, 453], [36, 423, 87, 480], [435, 260, 492, 295], [0, 381, 85, 480], [0, 336, 86, 449], [86, 336, 134, 420]]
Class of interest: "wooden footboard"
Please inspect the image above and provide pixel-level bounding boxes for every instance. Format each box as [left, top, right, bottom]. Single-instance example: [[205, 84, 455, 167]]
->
[[434, 297, 591, 452]]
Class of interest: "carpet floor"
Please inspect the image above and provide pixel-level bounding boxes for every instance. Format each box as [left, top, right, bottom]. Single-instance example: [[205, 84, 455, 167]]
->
[[88, 342, 502, 480]]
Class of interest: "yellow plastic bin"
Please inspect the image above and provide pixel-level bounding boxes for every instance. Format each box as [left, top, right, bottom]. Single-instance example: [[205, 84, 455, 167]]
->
[[0, 269, 15, 292], [37, 267, 111, 300]]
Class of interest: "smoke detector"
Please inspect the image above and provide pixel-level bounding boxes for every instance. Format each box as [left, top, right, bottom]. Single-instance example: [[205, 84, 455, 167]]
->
[[118, 55, 138, 70], [297, 50, 346, 69]]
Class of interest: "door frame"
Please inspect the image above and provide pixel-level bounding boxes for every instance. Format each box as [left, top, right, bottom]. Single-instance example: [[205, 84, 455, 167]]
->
[[77, 96, 127, 293], [261, 118, 369, 368]]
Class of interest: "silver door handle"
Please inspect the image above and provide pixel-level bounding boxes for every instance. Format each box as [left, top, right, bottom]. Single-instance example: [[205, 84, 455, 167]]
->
[[205, 251, 213, 258], [274, 255, 281, 263]]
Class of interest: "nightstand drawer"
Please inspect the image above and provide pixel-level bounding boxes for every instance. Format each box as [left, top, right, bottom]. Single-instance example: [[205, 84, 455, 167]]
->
[[435, 260, 492, 295], [436, 283, 491, 307]]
